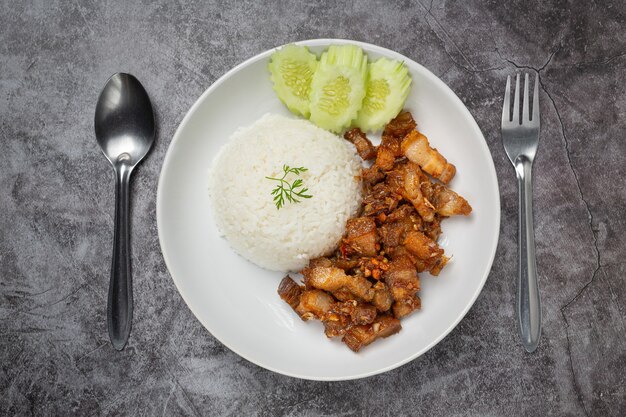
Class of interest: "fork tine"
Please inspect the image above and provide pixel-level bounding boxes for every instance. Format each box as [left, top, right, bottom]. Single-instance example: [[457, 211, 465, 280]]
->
[[532, 74, 540, 124], [522, 73, 530, 122], [502, 75, 511, 125], [512, 73, 521, 124]]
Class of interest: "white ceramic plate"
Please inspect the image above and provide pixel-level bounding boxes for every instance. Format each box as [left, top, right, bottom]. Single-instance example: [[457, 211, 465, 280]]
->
[[157, 39, 500, 381]]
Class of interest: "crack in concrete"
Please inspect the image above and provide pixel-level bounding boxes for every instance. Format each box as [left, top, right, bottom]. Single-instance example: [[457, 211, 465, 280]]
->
[[560, 289, 593, 417], [286, 398, 317, 413], [497, 44, 625, 73], [437, 64, 455, 79], [25, 59, 37, 72], [540, 81, 602, 291], [417, 0, 503, 74], [73, 0, 94, 37], [5, 283, 87, 319], [422, 3, 477, 71], [169, 371, 202, 417], [161, 383, 176, 417], [601, 268, 626, 331], [46, 284, 86, 308], [76, 341, 108, 362], [540, 80, 599, 417], [564, 51, 626, 68], [495, 43, 562, 74], [538, 44, 562, 71]]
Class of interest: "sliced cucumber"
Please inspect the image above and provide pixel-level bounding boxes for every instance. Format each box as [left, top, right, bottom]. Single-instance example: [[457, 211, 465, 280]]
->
[[268, 44, 318, 118], [354, 58, 412, 132], [309, 45, 368, 133]]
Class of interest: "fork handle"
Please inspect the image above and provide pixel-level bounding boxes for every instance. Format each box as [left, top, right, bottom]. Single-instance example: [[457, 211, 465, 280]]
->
[[515, 155, 541, 352]]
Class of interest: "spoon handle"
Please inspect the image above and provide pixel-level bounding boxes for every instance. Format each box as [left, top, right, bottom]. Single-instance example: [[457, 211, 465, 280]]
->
[[108, 161, 133, 350]]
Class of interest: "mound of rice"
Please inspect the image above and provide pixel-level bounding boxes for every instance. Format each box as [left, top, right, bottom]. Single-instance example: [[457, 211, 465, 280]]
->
[[208, 114, 362, 272]]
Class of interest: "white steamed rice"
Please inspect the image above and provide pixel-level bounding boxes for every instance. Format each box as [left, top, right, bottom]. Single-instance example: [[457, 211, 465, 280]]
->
[[208, 113, 362, 272]]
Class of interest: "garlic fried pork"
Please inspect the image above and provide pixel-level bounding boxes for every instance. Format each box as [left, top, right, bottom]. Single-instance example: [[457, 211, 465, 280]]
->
[[277, 111, 472, 352], [401, 130, 456, 184], [344, 128, 377, 161]]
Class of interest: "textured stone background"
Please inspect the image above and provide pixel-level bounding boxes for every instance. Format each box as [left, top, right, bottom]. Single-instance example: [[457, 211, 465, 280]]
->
[[1, 0, 625, 416]]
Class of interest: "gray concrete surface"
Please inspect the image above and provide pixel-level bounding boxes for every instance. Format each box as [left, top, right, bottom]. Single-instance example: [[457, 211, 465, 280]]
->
[[1, 0, 625, 416]]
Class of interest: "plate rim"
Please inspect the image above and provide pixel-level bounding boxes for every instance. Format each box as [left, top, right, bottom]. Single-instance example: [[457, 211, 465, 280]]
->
[[156, 38, 501, 381]]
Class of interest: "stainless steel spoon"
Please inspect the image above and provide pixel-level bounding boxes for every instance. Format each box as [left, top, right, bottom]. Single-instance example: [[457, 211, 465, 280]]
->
[[95, 73, 155, 350]]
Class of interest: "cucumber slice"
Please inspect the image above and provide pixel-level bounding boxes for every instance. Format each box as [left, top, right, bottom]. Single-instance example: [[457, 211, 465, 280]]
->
[[354, 58, 412, 132], [309, 45, 368, 133], [268, 44, 318, 118]]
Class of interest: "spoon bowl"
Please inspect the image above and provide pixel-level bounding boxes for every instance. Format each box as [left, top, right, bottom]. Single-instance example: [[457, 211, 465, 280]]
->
[[95, 73, 155, 168], [95, 73, 155, 350]]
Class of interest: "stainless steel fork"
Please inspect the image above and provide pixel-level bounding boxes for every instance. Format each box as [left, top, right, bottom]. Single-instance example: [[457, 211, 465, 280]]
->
[[501, 73, 541, 352]]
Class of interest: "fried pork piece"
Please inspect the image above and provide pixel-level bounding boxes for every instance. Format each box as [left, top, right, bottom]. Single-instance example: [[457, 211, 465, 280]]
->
[[384, 257, 420, 300], [386, 258, 421, 318], [375, 126, 410, 171], [309, 257, 333, 268], [361, 165, 385, 187], [383, 111, 417, 139], [378, 204, 421, 248], [375, 144, 397, 171], [329, 300, 377, 325], [429, 256, 449, 276], [342, 315, 402, 352], [384, 162, 435, 222], [387, 245, 422, 272], [295, 290, 334, 320], [343, 217, 378, 257], [385, 202, 420, 223], [324, 319, 352, 338], [331, 287, 361, 302], [323, 301, 377, 338], [421, 214, 442, 241], [401, 130, 456, 184], [381, 132, 403, 156], [393, 294, 422, 318], [404, 230, 443, 261], [384, 256, 422, 318], [331, 280, 392, 312], [375, 116, 408, 171], [277, 276, 303, 311], [362, 182, 401, 216], [332, 257, 360, 272], [372, 282, 393, 312], [303, 266, 374, 302], [431, 183, 472, 216], [344, 128, 377, 160], [357, 256, 387, 280], [388, 236, 447, 276], [278, 277, 335, 321], [400, 162, 436, 222]]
